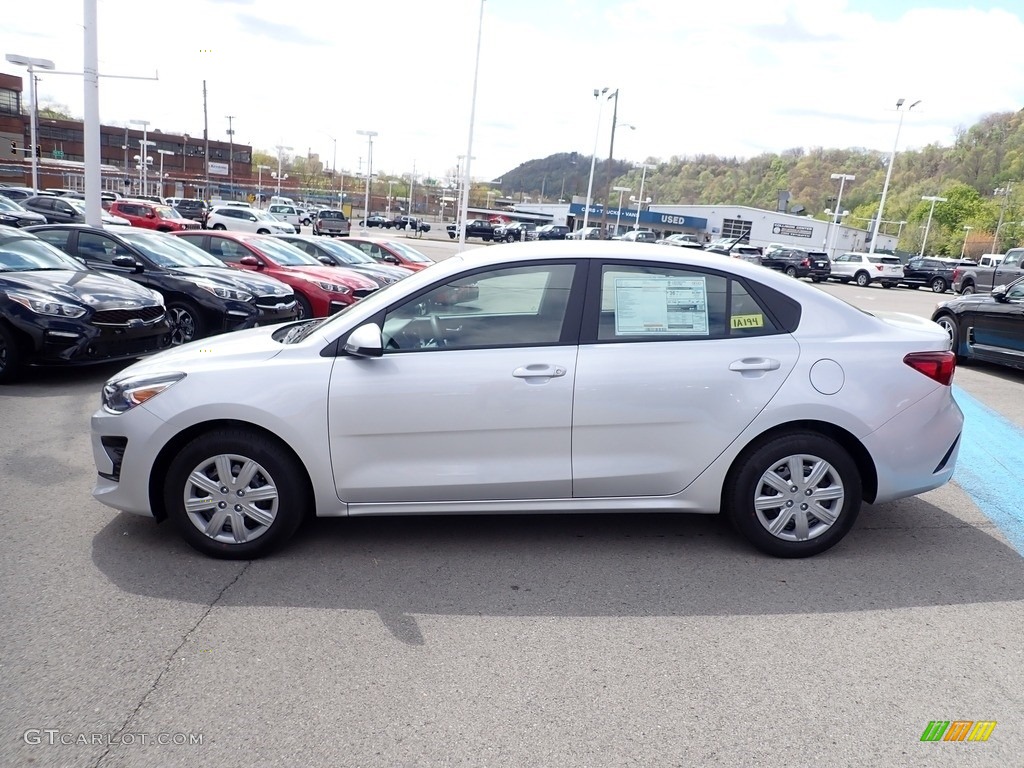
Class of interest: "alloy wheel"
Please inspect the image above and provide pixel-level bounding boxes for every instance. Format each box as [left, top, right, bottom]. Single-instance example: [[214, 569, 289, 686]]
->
[[182, 453, 279, 545]]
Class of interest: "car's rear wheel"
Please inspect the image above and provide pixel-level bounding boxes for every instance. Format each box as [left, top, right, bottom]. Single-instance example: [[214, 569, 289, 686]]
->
[[855, 272, 870, 287], [961, 283, 975, 296], [167, 300, 206, 346], [810, 276, 822, 283], [294, 293, 313, 320], [164, 428, 309, 559], [212, 223, 226, 230], [931, 277, 947, 293], [725, 432, 861, 558], [934, 313, 963, 360], [785, 266, 797, 278], [256, 228, 270, 234], [0, 323, 25, 384]]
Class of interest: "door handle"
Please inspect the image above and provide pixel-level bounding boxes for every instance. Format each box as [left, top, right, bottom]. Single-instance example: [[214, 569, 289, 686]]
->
[[513, 364, 567, 379], [729, 358, 781, 372]]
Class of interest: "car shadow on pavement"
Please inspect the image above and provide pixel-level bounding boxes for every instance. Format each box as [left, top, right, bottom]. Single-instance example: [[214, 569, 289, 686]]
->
[[0, 361, 127, 397], [91, 497, 1024, 646]]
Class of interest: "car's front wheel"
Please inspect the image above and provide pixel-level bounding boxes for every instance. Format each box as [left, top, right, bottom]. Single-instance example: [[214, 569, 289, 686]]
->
[[855, 272, 870, 287], [294, 293, 313, 320], [725, 432, 861, 558], [164, 428, 309, 559], [167, 300, 206, 346], [212, 223, 226, 230], [934, 313, 963, 361]]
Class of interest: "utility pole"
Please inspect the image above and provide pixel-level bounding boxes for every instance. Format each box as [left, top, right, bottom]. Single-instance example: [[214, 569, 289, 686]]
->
[[600, 88, 619, 238], [202, 80, 209, 202], [225, 114, 235, 199]]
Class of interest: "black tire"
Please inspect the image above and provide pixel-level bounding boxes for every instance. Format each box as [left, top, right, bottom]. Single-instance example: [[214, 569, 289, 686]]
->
[[163, 428, 309, 559], [0, 322, 25, 384], [725, 432, 861, 558], [931, 277, 947, 293], [256, 228, 270, 235], [961, 283, 975, 296], [855, 271, 870, 287], [505, 234, 515, 243], [448, 232, 456, 239], [881, 282, 893, 289], [785, 266, 797, 278], [294, 293, 314, 320], [166, 300, 207, 346], [934, 313, 963, 361], [212, 223, 227, 231], [810, 276, 821, 283]]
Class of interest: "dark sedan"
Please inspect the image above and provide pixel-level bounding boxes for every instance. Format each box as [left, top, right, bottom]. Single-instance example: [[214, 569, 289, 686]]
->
[[0, 229, 170, 382], [273, 233, 413, 288], [932, 276, 1024, 371], [26, 225, 297, 345], [359, 214, 392, 228], [0, 195, 47, 228], [760, 248, 831, 282], [900, 257, 975, 293], [22, 195, 85, 224]]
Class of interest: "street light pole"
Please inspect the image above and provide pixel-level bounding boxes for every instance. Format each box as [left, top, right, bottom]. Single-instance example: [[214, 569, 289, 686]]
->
[[632, 164, 654, 229], [356, 129, 377, 225], [612, 185, 631, 236], [130, 119, 150, 193], [828, 173, 855, 257], [225, 115, 235, 199], [599, 88, 619, 237], [961, 225, 973, 258], [457, 0, 486, 251], [992, 184, 1012, 252], [256, 164, 271, 206], [274, 144, 293, 197], [156, 149, 173, 198], [870, 98, 920, 253], [582, 86, 609, 232], [919, 195, 948, 257], [5, 54, 55, 191]]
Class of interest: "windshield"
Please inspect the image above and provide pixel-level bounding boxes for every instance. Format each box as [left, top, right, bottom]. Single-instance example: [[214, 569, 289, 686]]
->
[[241, 236, 320, 266], [314, 239, 375, 264], [253, 209, 282, 222], [0, 196, 27, 212], [0, 235, 85, 271], [118, 231, 226, 268], [380, 241, 433, 263], [155, 206, 184, 219]]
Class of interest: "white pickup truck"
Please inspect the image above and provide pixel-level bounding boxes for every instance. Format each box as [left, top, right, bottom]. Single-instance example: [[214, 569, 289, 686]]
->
[[268, 203, 303, 232]]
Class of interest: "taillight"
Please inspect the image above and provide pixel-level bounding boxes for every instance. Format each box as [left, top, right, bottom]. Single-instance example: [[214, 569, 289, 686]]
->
[[801, 258, 810, 267], [904, 351, 956, 386], [875, 265, 884, 271], [952, 268, 961, 281]]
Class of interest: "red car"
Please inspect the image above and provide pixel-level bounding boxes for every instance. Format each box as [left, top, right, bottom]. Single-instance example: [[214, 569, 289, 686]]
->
[[108, 199, 201, 232], [173, 231, 378, 318], [345, 237, 435, 271]]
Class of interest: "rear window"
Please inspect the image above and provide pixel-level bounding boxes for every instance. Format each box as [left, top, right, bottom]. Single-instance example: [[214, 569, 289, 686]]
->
[[319, 210, 346, 220], [869, 256, 902, 265]]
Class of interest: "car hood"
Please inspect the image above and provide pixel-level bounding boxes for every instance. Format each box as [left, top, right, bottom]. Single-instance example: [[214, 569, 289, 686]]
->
[[167, 266, 292, 295], [939, 294, 996, 309], [0, 209, 47, 223], [278, 264, 379, 288], [113, 324, 287, 378], [349, 263, 412, 279], [0, 269, 161, 308]]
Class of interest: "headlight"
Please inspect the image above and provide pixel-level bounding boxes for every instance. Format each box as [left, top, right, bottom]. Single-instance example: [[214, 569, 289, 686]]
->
[[102, 372, 186, 414], [306, 279, 351, 294], [0, 214, 18, 223], [191, 281, 253, 302], [7, 289, 87, 318]]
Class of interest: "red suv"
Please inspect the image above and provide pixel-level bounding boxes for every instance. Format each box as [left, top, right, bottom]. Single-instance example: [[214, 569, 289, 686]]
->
[[173, 230, 378, 318], [109, 199, 201, 232]]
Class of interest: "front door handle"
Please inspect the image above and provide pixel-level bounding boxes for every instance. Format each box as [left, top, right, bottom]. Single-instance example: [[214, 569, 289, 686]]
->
[[513, 364, 567, 379], [729, 358, 781, 372]]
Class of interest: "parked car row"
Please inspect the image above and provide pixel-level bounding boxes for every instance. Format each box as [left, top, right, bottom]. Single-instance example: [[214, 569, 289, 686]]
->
[[360, 213, 431, 233]]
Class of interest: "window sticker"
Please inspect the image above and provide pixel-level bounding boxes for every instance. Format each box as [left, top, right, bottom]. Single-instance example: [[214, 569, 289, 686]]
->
[[731, 314, 764, 329], [614, 276, 709, 336]]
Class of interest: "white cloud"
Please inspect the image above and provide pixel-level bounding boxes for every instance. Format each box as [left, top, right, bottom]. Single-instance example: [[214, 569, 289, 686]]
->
[[4, 0, 1023, 182]]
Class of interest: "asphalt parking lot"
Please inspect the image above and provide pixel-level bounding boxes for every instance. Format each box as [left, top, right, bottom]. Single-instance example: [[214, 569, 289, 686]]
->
[[1, 245, 1022, 768]]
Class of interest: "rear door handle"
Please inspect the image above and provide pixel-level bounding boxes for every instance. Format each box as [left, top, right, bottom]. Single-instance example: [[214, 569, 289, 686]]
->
[[513, 364, 567, 379], [729, 358, 781, 372]]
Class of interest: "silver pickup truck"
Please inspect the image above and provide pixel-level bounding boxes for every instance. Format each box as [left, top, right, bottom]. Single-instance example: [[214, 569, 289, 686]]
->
[[952, 250, 1023, 294]]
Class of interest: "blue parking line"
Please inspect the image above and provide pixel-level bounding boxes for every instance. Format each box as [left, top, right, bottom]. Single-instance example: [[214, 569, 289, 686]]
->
[[951, 386, 1024, 555]]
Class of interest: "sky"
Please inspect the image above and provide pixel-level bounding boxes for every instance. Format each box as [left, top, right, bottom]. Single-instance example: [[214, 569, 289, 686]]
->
[[5, 0, 1024, 185]]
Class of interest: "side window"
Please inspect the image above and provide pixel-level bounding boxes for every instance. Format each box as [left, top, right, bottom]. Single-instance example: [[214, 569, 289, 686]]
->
[[34, 198, 54, 211], [213, 240, 246, 262], [78, 232, 132, 262], [596, 264, 780, 341], [33, 229, 71, 251], [1003, 250, 1022, 268], [381, 263, 576, 352]]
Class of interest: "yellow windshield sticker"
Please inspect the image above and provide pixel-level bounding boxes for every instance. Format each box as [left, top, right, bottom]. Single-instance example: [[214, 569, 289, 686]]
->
[[731, 314, 764, 329]]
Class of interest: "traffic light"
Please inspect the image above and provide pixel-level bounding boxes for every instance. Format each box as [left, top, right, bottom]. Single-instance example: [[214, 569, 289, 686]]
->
[[9, 141, 15, 155], [35, 144, 41, 158]]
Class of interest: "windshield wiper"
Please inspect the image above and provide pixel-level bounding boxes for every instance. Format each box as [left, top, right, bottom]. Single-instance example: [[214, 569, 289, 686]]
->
[[281, 319, 324, 344]]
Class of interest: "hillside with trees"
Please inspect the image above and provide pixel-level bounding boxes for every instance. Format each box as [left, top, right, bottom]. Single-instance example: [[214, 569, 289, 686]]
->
[[495, 109, 1024, 257]]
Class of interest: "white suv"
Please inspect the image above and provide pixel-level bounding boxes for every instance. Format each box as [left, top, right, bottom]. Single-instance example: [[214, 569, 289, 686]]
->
[[830, 251, 904, 288], [206, 206, 295, 234]]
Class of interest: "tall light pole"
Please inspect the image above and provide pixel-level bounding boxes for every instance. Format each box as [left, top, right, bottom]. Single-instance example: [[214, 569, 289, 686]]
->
[[386, 179, 401, 217], [225, 115, 235, 199], [130, 119, 150, 193], [274, 144, 293, 197], [612, 185, 631, 236], [992, 184, 1012, 252], [869, 98, 920, 253], [919, 195, 947, 257], [458, 0, 486, 251], [6, 54, 56, 191], [356, 129, 377, 225], [156, 149, 173, 198], [256, 165, 271, 206], [325, 132, 337, 197], [961, 225, 973, 258], [632, 163, 654, 229], [582, 86, 610, 232], [599, 88, 619, 236], [827, 173, 855, 256]]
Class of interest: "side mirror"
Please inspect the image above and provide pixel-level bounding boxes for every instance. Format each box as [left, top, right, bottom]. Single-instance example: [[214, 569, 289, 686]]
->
[[317, 255, 334, 266], [112, 255, 142, 272], [239, 255, 262, 268], [384, 255, 399, 264], [992, 284, 1007, 301], [249, 216, 257, 222], [344, 322, 384, 358]]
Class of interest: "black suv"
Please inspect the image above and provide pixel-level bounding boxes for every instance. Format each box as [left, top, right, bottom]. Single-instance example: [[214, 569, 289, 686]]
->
[[393, 215, 430, 233], [760, 248, 831, 282], [0, 229, 170, 382], [534, 224, 571, 240], [173, 199, 209, 226], [493, 222, 536, 242], [900, 257, 975, 293]]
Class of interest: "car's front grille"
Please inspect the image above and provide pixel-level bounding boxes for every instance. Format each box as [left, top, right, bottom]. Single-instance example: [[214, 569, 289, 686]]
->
[[179, 221, 200, 230], [91, 306, 166, 326], [352, 289, 377, 300], [254, 296, 296, 310]]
